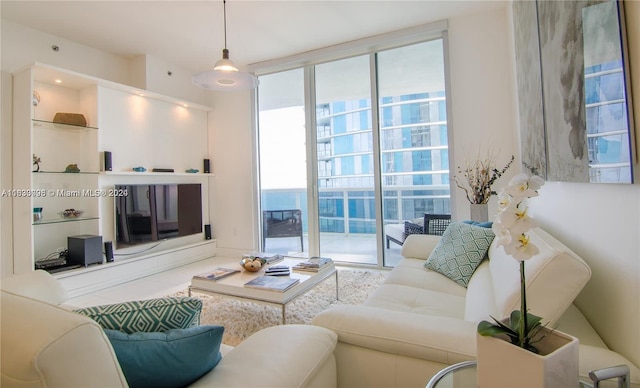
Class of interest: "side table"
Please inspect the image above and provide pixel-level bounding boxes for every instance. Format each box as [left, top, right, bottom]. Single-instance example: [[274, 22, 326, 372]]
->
[[426, 361, 629, 388]]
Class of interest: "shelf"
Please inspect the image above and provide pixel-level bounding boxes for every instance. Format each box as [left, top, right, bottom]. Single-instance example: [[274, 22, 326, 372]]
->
[[33, 216, 99, 226], [33, 171, 100, 175], [102, 171, 214, 177], [33, 119, 98, 131]]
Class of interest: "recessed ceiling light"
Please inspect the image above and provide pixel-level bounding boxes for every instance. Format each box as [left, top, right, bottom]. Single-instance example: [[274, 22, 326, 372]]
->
[[54, 79, 62, 84]]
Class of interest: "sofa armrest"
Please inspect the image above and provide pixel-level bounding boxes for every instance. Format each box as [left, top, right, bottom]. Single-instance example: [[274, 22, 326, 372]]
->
[[73, 297, 202, 334], [401, 234, 442, 260], [0, 269, 68, 305], [191, 325, 338, 388], [312, 305, 476, 365], [1, 291, 127, 387]]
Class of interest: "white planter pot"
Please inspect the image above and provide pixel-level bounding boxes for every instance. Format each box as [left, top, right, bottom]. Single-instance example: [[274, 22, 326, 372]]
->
[[476, 328, 579, 387]]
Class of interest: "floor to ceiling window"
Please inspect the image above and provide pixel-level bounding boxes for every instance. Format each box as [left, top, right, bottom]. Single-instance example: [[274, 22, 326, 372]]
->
[[377, 40, 450, 266], [315, 55, 377, 264], [256, 23, 451, 267], [257, 69, 308, 255]]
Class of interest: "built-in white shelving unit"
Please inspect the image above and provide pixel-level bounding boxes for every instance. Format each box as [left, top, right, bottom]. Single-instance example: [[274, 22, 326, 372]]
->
[[12, 63, 216, 294]]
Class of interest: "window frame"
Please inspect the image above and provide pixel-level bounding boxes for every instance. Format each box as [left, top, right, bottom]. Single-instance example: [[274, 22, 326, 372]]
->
[[251, 20, 455, 267]]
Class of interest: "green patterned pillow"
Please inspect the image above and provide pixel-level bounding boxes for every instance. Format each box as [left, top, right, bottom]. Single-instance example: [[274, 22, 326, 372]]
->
[[424, 222, 495, 288], [74, 297, 202, 334]]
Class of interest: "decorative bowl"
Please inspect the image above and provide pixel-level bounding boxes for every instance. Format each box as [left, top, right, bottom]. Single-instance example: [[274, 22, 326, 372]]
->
[[59, 209, 84, 218], [240, 257, 267, 272]]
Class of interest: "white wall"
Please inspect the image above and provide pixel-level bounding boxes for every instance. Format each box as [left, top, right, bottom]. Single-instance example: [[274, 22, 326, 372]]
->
[[447, 7, 519, 218]]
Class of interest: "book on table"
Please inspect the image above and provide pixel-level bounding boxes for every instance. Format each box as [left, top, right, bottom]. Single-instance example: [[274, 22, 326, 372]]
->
[[194, 267, 240, 281], [244, 275, 300, 292], [292, 257, 333, 272]]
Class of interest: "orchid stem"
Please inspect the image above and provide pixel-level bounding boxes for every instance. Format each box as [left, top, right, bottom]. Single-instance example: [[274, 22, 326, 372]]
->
[[520, 260, 527, 348]]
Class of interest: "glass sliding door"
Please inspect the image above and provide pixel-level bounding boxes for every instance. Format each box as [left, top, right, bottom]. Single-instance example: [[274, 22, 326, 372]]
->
[[256, 34, 451, 267], [257, 69, 308, 255], [377, 40, 450, 266], [315, 55, 377, 264]]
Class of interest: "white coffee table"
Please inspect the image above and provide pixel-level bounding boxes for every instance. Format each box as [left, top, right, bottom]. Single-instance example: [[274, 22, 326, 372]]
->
[[189, 257, 338, 324]]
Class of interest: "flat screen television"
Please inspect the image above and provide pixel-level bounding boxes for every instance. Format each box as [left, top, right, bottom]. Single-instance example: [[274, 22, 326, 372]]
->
[[114, 183, 203, 248]]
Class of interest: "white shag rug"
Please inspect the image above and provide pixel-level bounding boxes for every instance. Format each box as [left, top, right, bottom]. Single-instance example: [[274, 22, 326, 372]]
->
[[171, 269, 387, 346]]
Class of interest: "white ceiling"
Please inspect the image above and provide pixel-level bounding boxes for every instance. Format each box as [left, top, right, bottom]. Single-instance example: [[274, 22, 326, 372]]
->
[[1, 1, 507, 74]]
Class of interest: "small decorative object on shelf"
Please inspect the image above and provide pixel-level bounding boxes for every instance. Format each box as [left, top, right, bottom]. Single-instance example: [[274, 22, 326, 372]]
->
[[132, 166, 147, 172], [64, 163, 80, 173], [454, 150, 514, 221], [33, 207, 43, 222], [32, 154, 41, 172], [185, 168, 199, 173], [52, 112, 87, 127], [476, 173, 578, 387], [58, 208, 84, 218]]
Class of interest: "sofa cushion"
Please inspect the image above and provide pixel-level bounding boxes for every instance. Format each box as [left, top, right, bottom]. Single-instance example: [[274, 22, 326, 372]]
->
[[366, 284, 465, 318], [384, 223, 405, 243], [461, 220, 493, 228], [74, 297, 202, 334], [488, 228, 591, 325], [463, 260, 498, 322], [105, 325, 224, 388], [385, 258, 467, 296], [424, 222, 495, 287]]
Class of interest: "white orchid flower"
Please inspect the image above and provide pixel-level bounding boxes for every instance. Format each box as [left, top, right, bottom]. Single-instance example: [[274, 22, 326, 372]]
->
[[505, 173, 542, 200], [528, 175, 545, 191], [508, 233, 540, 261], [492, 221, 513, 247], [497, 191, 511, 210]]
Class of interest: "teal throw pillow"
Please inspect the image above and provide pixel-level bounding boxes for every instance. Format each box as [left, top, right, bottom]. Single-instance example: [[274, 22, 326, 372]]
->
[[74, 297, 202, 334], [424, 222, 495, 287], [105, 325, 224, 388], [462, 219, 493, 228]]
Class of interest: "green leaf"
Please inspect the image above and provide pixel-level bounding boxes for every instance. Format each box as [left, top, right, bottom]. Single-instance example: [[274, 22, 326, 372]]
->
[[477, 320, 510, 336]]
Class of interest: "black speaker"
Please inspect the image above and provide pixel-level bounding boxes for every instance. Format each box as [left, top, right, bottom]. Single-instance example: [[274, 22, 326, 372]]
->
[[104, 151, 112, 171], [68, 235, 103, 267], [204, 224, 212, 240], [104, 241, 114, 262], [203, 159, 210, 174]]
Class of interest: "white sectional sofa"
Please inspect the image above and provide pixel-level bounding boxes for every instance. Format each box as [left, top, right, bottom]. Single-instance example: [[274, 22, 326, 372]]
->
[[313, 227, 640, 387], [1, 270, 338, 388]]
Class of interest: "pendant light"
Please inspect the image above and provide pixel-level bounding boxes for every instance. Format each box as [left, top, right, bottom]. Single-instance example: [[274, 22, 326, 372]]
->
[[192, 0, 258, 91]]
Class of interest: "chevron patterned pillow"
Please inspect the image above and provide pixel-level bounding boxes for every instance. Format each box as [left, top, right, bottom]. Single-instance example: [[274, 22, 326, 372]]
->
[[424, 222, 495, 287], [74, 297, 202, 334]]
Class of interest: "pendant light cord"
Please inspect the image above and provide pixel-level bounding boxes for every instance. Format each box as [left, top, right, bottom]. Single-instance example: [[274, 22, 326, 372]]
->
[[223, 0, 228, 49]]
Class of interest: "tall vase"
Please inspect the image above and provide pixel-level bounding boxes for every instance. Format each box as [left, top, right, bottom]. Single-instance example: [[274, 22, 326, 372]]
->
[[470, 203, 489, 222], [476, 328, 579, 387]]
